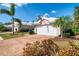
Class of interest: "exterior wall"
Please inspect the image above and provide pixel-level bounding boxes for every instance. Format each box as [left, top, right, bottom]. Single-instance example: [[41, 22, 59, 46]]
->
[[13, 26, 19, 32], [34, 25, 60, 36], [6, 22, 20, 32], [13, 22, 19, 32]]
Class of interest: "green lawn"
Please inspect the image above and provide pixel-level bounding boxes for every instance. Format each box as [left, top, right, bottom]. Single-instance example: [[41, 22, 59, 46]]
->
[[0, 32, 27, 40]]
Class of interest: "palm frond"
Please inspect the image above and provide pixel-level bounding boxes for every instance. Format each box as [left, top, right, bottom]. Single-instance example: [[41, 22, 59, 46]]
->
[[53, 17, 64, 27], [0, 9, 11, 15], [10, 3, 15, 15]]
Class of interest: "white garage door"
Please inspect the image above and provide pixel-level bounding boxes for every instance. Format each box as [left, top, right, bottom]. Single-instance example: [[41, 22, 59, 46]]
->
[[35, 25, 60, 36], [37, 26, 48, 34]]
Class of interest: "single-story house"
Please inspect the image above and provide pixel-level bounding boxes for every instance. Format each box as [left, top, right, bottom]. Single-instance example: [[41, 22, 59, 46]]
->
[[4, 21, 34, 32], [4, 21, 20, 32], [4, 16, 61, 36], [34, 16, 61, 36]]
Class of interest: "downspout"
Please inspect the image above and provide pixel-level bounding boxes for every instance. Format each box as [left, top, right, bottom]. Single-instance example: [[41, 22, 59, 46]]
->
[[47, 25, 49, 33], [34, 25, 37, 34], [36, 26, 37, 34]]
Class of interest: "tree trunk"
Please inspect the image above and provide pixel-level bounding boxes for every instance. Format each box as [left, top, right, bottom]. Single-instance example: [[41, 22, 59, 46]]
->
[[60, 27, 63, 38], [12, 17, 14, 35]]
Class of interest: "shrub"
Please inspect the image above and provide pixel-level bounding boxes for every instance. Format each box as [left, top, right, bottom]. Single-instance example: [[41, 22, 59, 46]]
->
[[20, 29, 29, 32], [29, 30, 35, 34], [23, 39, 59, 56], [64, 29, 75, 36], [0, 24, 7, 32], [64, 33, 70, 37], [23, 39, 79, 56]]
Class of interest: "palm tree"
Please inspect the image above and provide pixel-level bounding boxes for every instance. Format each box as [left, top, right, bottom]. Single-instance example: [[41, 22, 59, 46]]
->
[[53, 16, 71, 38], [13, 18, 22, 32], [72, 7, 79, 34], [37, 15, 42, 21], [0, 3, 15, 34], [13, 18, 22, 27], [35, 15, 42, 33], [64, 16, 72, 29]]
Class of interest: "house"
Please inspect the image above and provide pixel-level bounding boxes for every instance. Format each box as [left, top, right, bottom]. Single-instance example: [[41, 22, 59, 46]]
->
[[4, 16, 61, 36], [21, 21, 34, 30], [4, 21, 20, 32], [4, 21, 34, 32], [34, 16, 61, 36]]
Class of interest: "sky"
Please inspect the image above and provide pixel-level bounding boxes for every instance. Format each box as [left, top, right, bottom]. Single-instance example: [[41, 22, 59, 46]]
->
[[0, 3, 79, 23]]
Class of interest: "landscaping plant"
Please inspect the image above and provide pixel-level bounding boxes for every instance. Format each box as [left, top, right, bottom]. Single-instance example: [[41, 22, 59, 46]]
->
[[23, 39, 79, 56], [23, 39, 59, 56]]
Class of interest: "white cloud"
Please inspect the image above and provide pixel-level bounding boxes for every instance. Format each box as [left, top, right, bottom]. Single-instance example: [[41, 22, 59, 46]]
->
[[51, 10, 56, 13], [1, 4, 10, 8], [15, 3, 27, 7], [1, 3, 27, 8], [43, 13, 49, 17]]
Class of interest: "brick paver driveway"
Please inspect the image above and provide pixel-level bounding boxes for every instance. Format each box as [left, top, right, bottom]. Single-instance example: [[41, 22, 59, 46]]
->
[[0, 35, 54, 56]]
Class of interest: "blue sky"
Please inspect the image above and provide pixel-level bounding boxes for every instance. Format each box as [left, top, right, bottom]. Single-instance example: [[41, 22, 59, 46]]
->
[[0, 3, 79, 23]]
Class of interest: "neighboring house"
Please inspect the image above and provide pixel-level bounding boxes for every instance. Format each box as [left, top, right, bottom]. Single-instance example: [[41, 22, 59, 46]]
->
[[13, 21, 20, 32], [4, 21, 20, 32], [4, 21, 34, 32], [34, 16, 61, 36], [21, 22, 34, 30]]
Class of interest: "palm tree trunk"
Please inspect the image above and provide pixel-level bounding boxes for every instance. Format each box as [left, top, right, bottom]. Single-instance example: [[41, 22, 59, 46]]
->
[[60, 27, 63, 38], [12, 17, 14, 35]]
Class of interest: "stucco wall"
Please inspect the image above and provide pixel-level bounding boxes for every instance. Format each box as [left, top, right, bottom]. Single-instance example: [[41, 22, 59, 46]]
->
[[34, 25, 60, 36]]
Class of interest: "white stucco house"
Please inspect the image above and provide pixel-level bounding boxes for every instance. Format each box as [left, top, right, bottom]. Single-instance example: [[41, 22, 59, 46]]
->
[[4, 21, 20, 32], [4, 16, 61, 36], [34, 16, 61, 36], [4, 21, 34, 32]]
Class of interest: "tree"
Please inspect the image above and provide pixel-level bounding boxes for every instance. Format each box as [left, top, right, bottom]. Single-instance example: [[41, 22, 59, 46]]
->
[[53, 16, 71, 38], [37, 15, 42, 21], [0, 3, 15, 34], [0, 23, 7, 32], [35, 15, 42, 33], [13, 18, 22, 32], [72, 7, 79, 34], [13, 18, 22, 27], [64, 16, 72, 29]]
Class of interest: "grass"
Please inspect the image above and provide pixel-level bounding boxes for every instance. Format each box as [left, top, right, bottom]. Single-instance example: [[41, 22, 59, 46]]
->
[[54, 40, 79, 49], [0, 32, 27, 40], [54, 41, 71, 49]]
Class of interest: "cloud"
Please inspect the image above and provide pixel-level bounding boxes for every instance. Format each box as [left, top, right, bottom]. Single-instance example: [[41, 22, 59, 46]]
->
[[43, 13, 49, 17], [1, 3, 27, 8], [1, 4, 10, 8], [51, 10, 56, 13], [15, 3, 27, 7]]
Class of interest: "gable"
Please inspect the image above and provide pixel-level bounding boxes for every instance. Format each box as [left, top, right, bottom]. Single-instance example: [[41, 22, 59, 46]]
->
[[34, 16, 57, 26], [39, 19, 49, 25]]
